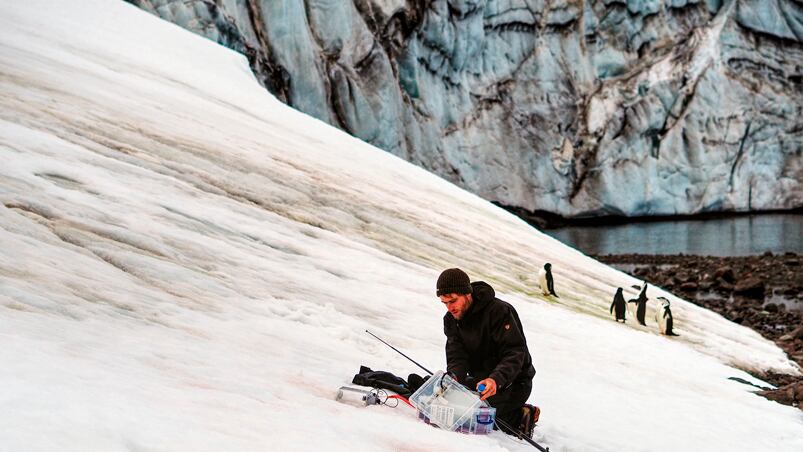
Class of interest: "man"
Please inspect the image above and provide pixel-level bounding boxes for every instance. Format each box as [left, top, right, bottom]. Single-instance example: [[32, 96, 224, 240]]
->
[[437, 268, 539, 437]]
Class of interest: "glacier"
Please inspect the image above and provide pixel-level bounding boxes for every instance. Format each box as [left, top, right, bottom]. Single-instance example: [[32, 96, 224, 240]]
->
[[126, 0, 802, 217]]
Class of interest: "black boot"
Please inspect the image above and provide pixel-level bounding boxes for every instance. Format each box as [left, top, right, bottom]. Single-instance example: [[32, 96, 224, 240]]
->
[[518, 404, 540, 439]]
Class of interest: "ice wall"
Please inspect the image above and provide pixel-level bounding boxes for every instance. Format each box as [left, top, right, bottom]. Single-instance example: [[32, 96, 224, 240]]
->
[[126, 0, 802, 217]]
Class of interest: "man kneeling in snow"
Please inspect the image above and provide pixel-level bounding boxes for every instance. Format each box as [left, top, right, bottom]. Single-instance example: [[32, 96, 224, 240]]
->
[[437, 268, 539, 438]]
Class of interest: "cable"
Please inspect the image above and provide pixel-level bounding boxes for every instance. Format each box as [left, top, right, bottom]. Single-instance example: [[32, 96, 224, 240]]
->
[[373, 388, 400, 408]]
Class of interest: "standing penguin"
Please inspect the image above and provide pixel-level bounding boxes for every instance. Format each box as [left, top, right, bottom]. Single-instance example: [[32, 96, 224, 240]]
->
[[610, 287, 627, 322], [538, 263, 559, 297], [634, 282, 649, 326], [655, 297, 678, 336]]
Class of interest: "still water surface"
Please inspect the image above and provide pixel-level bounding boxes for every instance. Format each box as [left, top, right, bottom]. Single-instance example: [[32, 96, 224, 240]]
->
[[545, 214, 802, 256]]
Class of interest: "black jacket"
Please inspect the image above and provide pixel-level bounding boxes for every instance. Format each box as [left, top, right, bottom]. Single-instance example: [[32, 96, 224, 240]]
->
[[443, 281, 535, 389]]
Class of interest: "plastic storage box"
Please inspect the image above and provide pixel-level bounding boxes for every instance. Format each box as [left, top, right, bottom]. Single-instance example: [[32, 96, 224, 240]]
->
[[409, 371, 496, 434]]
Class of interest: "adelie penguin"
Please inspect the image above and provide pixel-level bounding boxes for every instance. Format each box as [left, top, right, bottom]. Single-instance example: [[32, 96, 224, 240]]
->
[[655, 297, 679, 336], [538, 263, 559, 298], [627, 282, 649, 326], [610, 287, 627, 322]]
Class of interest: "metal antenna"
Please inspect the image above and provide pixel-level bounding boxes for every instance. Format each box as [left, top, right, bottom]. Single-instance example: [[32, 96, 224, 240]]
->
[[365, 329, 433, 376]]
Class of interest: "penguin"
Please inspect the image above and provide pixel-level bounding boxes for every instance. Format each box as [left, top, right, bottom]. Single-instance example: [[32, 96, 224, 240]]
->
[[632, 282, 648, 326], [538, 263, 559, 298], [610, 287, 627, 322], [655, 297, 679, 336]]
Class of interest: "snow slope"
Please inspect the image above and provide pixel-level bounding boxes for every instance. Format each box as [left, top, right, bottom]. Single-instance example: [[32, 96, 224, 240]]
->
[[0, 1, 801, 451]]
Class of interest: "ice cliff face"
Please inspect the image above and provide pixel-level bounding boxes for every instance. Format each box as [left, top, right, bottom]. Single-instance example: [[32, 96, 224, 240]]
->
[[127, 0, 801, 217]]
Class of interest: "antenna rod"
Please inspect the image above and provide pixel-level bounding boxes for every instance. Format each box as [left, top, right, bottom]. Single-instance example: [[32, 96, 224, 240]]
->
[[365, 330, 433, 376]]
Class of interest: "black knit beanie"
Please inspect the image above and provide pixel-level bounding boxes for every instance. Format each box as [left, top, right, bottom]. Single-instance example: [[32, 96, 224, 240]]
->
[[436, 268, 472, 296]]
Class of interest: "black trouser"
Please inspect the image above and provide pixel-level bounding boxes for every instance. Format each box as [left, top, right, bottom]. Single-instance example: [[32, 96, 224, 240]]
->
[[486, 379, 532, 435]]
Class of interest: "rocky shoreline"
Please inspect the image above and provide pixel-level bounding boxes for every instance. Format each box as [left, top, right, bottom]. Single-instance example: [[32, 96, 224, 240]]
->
[[593, 252, 803, 410]]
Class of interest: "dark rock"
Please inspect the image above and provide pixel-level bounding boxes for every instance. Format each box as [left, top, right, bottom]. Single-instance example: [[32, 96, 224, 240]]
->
[[734, 277, 765, 298], [780, 324, 803, 342], [680, 282, 698, 291], [764, 303, 778, 313], [714, 266, 735, 283], [763, 251, 774, 257], [635, 267, 649, 276], [785, 259, 800, 267], [758, 388, 789, 404], [717, 280, 734, 291]]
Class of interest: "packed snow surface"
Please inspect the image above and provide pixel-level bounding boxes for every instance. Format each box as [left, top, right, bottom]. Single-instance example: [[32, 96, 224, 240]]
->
[[1, 1, 801, 451]]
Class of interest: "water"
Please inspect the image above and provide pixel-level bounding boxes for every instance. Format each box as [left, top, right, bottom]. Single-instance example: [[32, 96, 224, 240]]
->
[[545, 214, 802, 256], [764, 290, 803, 312]]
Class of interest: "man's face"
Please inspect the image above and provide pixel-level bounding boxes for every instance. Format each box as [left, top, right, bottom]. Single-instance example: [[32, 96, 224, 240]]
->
[[440, 293, 472, 320]]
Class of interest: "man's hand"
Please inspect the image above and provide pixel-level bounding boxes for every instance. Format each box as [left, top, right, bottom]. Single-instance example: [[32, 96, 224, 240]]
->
[[476, 378, 497, 401]]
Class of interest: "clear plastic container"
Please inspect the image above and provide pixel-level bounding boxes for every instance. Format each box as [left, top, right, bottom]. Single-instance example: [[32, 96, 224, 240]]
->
[[409, 371, 496, 434]]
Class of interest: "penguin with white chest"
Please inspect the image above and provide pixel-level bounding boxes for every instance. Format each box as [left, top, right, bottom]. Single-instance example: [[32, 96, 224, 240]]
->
[[655, 297, 678, 336], [538, 263, 559, 298]]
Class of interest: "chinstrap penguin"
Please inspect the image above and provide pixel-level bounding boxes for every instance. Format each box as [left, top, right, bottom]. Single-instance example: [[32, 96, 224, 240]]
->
[[655, 297, 678, 336], [627, 282, 648, 326]]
